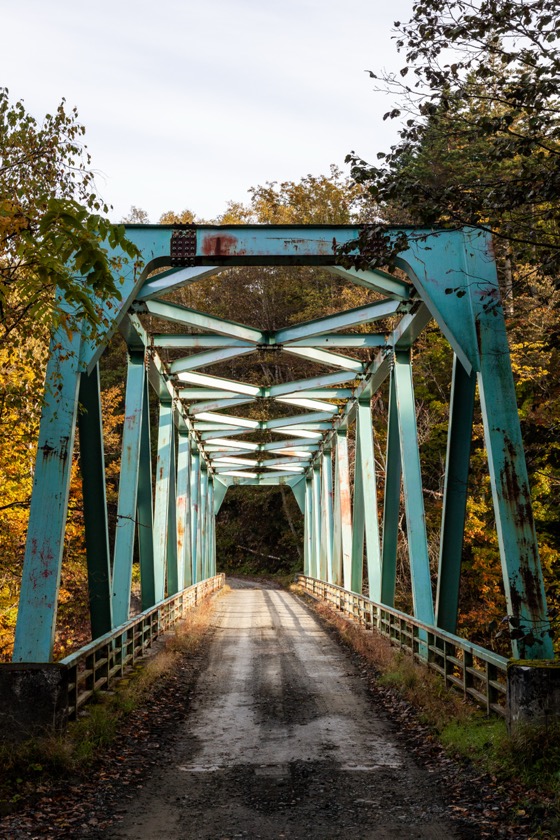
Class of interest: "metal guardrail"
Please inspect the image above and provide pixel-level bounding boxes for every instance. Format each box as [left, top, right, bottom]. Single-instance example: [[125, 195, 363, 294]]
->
[[297, 575, 508, 718], [61, 574, 225, 718]]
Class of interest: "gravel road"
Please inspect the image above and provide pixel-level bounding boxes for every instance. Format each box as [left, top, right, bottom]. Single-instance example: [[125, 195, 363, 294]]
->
[[109, 581, 461, 840]]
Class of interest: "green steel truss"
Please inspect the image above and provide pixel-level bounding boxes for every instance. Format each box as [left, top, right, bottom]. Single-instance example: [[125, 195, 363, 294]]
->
[[13, 225, 553, 661]]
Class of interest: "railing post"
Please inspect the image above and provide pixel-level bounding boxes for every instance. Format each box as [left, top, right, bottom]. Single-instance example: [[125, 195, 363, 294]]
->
[[463, 650, 474, 700], [85, 652, 95, 700], [127, 626, 135, 664], [443, 641, 454, 691], [487, 662, 497, 716], [427, 631, 435, 666], [67, 664, 78, 721]]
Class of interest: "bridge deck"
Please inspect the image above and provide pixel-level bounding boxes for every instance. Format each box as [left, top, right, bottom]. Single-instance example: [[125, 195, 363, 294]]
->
[[111, 581, 457, 839]]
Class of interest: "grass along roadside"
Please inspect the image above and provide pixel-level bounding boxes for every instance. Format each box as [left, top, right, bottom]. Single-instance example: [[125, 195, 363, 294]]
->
[[290, 584, 560, 826], [0, 586, 228, 815]]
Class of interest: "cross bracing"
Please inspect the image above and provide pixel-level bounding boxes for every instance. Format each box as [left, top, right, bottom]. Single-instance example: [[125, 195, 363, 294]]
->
[[12, 225, 554, 663]]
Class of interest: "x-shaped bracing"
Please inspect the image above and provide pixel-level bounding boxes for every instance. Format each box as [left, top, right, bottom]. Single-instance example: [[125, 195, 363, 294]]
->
[[12, 224, 553, 662]]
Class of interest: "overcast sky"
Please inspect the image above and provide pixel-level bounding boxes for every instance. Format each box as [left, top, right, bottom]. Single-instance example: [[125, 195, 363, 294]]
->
[[3, 0, 414, 223]]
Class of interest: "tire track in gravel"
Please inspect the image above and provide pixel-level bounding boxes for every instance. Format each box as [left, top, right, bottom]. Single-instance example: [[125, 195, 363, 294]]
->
[[107, 581, 461, 840]]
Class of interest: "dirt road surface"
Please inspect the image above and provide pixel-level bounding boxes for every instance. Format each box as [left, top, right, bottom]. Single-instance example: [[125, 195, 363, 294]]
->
[[108, 581, 461, 840]]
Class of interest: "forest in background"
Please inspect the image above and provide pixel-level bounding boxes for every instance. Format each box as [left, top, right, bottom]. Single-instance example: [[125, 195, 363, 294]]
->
[[1, 0, 559, 659]]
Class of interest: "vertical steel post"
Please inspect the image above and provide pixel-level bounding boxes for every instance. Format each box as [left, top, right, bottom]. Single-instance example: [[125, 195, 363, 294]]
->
[[333, 430, 352, 588], [190, 449, 200, 584], [77, 364, 113, 638], [357, 400, 382, 600], [350, 421, 364, 595], [381, 369, 401, 607], [393, 350, 435, 626], [112, 351, 146, 628], [436, 355, 476, 632], [199, 464, 208, 581], [166, 414, 178, 596], [13, 327, 82, 662], [212, 488, 217, 576], [304, 477, 313, 576], [176, 432, 192, 588], [333, 445, 342, 585], [319, 462, 328, 581], [322, 448, 334, 583], [153, 400, 174, 603], [186, 443, 194, 581], [312, 465, 322, 579], [207, 476, 215, 576], [137, 371, 155, 610]]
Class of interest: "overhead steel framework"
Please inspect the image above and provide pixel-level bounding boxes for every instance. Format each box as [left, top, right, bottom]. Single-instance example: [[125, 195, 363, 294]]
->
[[13, 225, 553, 662]]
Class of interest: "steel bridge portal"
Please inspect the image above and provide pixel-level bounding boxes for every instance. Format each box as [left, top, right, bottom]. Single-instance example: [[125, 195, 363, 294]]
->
[[12, 224, 553, 664]]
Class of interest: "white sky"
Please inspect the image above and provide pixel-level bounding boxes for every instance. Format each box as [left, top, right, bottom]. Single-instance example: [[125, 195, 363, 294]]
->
[[2, 0, 414, 223]]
